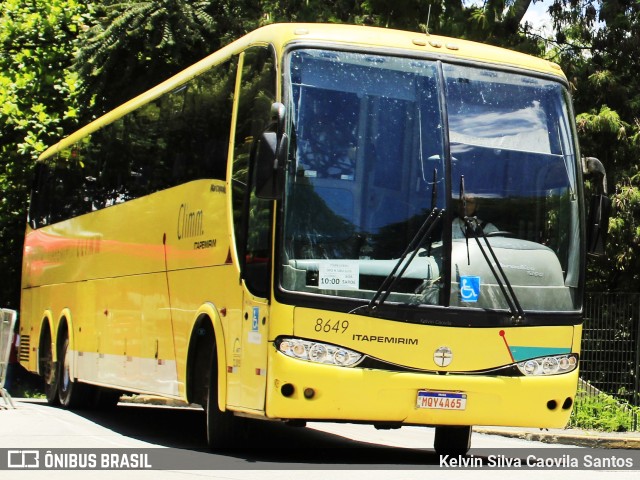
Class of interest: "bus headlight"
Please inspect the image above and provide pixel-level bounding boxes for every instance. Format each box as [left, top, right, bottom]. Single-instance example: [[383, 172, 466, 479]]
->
[[276, 338, 364, 367], [517, 354, 578, 376]]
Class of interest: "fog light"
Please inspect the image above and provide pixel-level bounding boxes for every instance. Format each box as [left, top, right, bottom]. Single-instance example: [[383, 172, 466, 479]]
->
[[281, 383, 295, 397], [303, 388, 315, 399]]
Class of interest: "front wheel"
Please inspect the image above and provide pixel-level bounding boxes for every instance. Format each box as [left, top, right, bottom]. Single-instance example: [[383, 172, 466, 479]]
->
[[434, 425, 472, 456], [206, 353, 246, 450]]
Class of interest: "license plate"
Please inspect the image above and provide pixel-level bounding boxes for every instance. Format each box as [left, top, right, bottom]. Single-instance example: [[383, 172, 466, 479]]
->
[[416, 390, 467, 410]]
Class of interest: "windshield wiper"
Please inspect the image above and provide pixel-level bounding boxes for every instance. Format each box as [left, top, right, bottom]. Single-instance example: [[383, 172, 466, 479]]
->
[[458, 175, 524, 320], [353, 207, 443, 315], [464, 216, 525, 321]]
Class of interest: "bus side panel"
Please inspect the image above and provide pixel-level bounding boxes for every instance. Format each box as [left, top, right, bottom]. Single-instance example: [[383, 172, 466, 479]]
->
[[162, 179, 237, 401], [20, 180, 233, 399], [167, 265, 241, 402], [18, 286, 43, 374], [73, 273, 178, 396]]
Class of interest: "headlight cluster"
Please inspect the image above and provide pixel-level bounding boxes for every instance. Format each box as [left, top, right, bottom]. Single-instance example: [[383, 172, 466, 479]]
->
[[517, 354, 578, 376], [277, 338, 364, 367]]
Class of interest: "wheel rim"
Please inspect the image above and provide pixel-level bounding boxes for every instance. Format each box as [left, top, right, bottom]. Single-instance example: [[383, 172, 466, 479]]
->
[[60, 340, 71, 394], [62, 348, 70, 391]]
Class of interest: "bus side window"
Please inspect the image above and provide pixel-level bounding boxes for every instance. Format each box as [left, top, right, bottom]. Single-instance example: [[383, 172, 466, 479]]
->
[[29, 162, 51, 228], [172, 59, 236, 184]]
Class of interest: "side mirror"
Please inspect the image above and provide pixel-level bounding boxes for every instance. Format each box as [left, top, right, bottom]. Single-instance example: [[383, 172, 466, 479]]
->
[[587, 193, 611, 256], [583, 156, 608, 195], [254, 103, 287, 200], [583, 156, 610, 256]]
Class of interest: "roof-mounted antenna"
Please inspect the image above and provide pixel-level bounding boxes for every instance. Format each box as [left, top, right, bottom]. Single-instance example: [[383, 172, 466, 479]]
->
[[426, 5, 432, 35]]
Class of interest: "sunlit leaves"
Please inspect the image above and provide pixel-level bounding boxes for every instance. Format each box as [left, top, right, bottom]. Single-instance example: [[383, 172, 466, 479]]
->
[[577, 105, 627, 140], [0, 0, 90, 307], [74, 0, 240, 112]]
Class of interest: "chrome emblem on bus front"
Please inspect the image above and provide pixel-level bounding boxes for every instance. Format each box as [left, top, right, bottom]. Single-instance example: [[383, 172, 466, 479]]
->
[[434, 346, 453, 367]]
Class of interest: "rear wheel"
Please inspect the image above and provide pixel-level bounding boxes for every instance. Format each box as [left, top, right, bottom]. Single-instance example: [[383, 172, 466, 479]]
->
[[39, 326, 59, 405], [57, 332, 90, 408], [434, 426, 472, 456]]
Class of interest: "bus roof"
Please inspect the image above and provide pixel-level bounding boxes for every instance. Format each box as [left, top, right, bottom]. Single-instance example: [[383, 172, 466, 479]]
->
[[39, 22, 566, 161]]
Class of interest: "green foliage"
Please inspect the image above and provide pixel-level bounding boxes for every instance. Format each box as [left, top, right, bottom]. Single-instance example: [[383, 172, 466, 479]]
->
[[570, 390, 639, 432], [75, 0, 260, 113], [4, 0, 640, 303], [546, 1, 640, 290], [604, 180, 640, 287], [577, 106, 627, 140], [0, 0, 91, 308], [21, 390, 46, 399]]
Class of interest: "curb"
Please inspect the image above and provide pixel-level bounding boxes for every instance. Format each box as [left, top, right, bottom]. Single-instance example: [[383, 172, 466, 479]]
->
[[474, 427, 640, 450], [120, 395, 190, 407]]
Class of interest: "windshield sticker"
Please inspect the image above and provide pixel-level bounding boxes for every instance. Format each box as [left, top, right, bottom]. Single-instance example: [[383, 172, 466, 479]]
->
[[318, 261, 359, 290], [460, 276, 480, 302]]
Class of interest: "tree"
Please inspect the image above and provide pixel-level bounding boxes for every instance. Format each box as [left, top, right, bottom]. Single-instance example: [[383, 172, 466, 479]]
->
[[75, 0, 262, 114], [260, 0, 542, 52], [76, 1, 549, 116], [545, 0, 640, 290], [0, 0, 548, 308], [0, 0, 92, 308]]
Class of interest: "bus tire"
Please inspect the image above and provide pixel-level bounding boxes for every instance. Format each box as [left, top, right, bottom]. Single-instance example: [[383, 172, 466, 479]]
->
[[90, 387, 121, 410], [206, 353, 244, 450], [434, 425, 472, 456], [57, 331, 89, 409], [39, 325, 59, 406]]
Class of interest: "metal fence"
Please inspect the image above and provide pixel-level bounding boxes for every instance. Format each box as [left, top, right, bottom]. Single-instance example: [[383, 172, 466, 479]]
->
[[578, 292, 640, 429]]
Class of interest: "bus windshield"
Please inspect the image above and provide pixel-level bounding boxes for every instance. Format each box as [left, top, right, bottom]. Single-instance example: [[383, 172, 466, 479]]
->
[[280, 48, 582, 314]]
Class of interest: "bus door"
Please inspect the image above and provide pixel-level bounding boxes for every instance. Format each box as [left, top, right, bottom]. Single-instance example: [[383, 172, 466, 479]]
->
[[229, 46, 277, 412], [238, 292, 269, 411], [232, 162, 272, 412]]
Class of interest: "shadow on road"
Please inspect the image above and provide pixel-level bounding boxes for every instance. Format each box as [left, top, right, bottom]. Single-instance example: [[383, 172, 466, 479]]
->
[[56, 402, 439, 466]]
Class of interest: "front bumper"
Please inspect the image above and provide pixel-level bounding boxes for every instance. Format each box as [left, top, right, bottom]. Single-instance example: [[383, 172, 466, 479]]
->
[[265, 350, 577, 428]]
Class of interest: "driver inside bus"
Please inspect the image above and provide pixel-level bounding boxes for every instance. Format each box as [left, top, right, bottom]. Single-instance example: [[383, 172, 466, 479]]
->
[[452, 194, 498, 239]]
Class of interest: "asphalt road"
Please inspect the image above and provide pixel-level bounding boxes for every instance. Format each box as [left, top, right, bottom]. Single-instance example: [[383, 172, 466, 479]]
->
[[0, 399, 637, 480]]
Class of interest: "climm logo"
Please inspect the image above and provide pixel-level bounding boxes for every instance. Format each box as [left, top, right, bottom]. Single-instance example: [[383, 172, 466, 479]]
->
[[177, 203, 204, 240]]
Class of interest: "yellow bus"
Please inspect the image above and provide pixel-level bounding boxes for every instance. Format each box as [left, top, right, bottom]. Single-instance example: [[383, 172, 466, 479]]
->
[[19, 23, 608, 455]]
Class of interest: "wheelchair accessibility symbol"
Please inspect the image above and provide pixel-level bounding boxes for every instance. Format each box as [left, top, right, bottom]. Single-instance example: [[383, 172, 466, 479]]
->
[[460, 276, 480, 302]]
